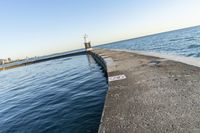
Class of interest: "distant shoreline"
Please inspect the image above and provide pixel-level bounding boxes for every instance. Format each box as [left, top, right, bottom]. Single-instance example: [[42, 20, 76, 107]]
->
[[0, 50, 86, 71]]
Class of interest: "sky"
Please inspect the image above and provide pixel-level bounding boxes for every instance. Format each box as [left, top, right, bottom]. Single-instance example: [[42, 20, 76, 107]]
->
[[0, 0, 200, 59]]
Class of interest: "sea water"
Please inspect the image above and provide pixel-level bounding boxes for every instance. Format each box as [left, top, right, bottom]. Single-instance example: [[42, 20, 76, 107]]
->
[[100, 26, 200, 58], [0, 54, 107, 133]]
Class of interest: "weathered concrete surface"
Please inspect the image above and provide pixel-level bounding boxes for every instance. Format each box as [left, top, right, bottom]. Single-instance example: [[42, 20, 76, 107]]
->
[[93, 49, 200, 133]]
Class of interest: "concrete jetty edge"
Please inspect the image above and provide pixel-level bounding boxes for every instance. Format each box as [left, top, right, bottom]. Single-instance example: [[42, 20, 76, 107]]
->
[[89, 50, 107, 73], [90, 48, 200, 133]]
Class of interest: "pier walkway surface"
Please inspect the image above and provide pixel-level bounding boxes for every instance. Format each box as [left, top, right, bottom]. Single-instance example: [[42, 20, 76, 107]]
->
[[91, 49, 200, 133]]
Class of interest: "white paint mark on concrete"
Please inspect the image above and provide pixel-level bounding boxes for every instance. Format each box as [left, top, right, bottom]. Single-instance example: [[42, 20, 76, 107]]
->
[[108, 74, 126, 82]]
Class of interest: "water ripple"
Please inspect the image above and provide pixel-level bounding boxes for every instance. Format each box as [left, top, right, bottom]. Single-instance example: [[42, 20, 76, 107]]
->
[[0, 54, 107, 133]]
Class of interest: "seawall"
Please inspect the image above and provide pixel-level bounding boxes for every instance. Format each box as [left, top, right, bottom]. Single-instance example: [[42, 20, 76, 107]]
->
[[0, 51, 85, 71], [90, 48, 200, 133]]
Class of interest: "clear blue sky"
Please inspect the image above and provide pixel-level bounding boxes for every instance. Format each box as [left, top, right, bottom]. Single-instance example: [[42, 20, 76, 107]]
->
[[0, 0, 200, 59]]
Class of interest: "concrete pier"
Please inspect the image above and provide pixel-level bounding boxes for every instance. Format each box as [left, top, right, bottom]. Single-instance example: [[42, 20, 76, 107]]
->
[[90, 48, 200, 133]]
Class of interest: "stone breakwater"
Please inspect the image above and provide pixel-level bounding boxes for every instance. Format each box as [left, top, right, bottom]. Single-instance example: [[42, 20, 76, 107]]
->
[[90, 48, 200, 133]]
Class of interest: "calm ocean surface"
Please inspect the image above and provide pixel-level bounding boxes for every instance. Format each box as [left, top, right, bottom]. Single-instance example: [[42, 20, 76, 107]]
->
[[0, 54, 107, 133], [100, 26, 200, 58]]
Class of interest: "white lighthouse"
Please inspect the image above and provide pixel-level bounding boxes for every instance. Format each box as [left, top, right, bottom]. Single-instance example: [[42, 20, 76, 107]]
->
[[84, 34, 92, 51]]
